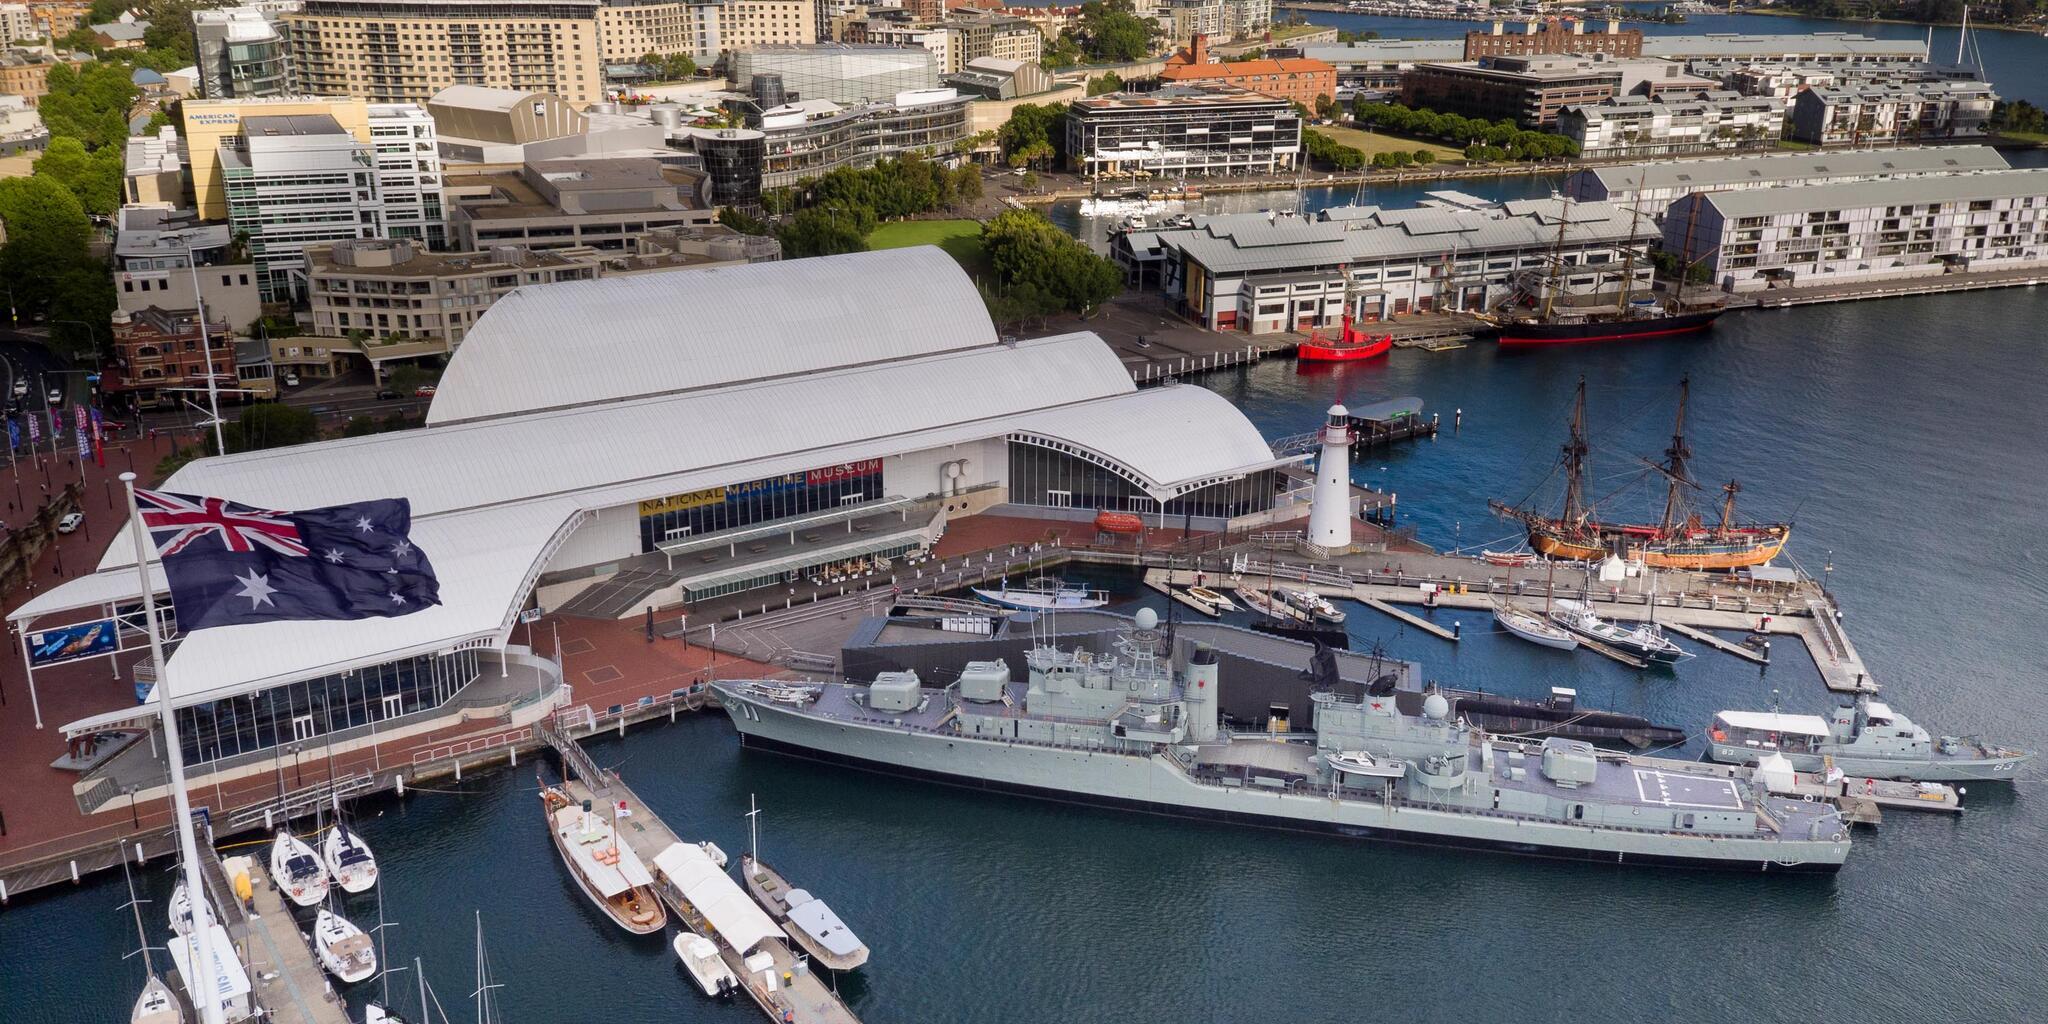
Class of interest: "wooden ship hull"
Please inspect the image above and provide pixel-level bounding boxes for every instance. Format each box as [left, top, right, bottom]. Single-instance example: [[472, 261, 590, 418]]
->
[[1524, 520, 1790, 571]]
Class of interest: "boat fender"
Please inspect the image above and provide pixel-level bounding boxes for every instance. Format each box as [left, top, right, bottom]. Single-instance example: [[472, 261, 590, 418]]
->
[[1832, 832, 1845, 842]]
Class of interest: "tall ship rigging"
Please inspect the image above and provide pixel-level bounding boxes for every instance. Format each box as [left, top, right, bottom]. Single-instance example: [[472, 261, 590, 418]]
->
[[1489, 377, 1790, 571], [1481, 193, 1724, 346]]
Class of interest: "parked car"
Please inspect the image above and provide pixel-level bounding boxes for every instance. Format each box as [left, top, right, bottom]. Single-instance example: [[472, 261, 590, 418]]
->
[[10, 380, 25, 397], [57, 512, 84, 534], [414, 385, 437, 398], [283, 373, 300, 387], [376, 388, 400, 401], [46, 388, 62, 407]]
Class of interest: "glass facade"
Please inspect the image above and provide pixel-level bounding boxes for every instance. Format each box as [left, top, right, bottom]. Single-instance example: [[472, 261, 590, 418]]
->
[[638, 459, 885, 551], [732, 48, 940, 106], [174, 648, 480, 765], [1006, 439, 1278, 519], [758, 98, 971, 190], [697, 129, 765, 210]]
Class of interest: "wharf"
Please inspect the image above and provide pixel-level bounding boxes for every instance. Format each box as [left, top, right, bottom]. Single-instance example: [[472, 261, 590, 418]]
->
[[1664, 622, 1769, 664], [1783, 773, 1963, 823], [539, 717, 860, 1024], [1743, 268, 2048, 308], [236, 850, 354, 1024]]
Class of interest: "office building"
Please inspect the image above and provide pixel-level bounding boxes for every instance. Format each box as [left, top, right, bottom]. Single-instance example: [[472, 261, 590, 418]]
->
[[282, 0, 606, 106], [597, 0, 723, 62], [730, 43, 938, 105], [443, 156, 715, 250], [1114, 193, 1653, 331], [222, 112, 389, 301], [303, 227, 778, 357], [103, 306, 237, 408], [368, 102, 446, 246], [1661, 168, 2048, 293], [1560, 91, 1779, 160], [1159, 33, 1334, 107], [942, 55, 1055, 100], [1464, 18, 1641, 60], [191, 7, 290, 98], [1788, 79, 1996, 146], [112, 205, 264, 330], [754, 89, 968, 186], [1065, 83, 1301, 180], [1402, 54, 1713, 128], [1563, 145, 2011, 215]]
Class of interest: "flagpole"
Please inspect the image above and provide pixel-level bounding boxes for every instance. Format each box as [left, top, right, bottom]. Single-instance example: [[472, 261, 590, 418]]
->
[[121, 472, 227, 1024]]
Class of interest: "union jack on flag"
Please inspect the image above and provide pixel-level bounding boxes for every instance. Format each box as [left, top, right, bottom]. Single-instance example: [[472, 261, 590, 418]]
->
[[133, 488, 438, 631], [137, 489, 310, 558]]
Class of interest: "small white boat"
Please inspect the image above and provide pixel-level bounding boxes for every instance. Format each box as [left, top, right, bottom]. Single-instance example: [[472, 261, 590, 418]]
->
[[672, 933, 738, 999], [132, 974, 182, 1024], [971, 577, 1109, 611], [270, 830, 329, 908], [1326, 750, 1409, 779], [1493, 601, 1580, 651], [169, 878, 216, 936], [1278, 587, 1346, 624], [1182, 586, 1237, 615], [363, 1003, 409, 1024], [1482, 549, 1538, 567], [313, 907, 377, 984], [322, 823, 378, 894], [1235, 585, 1312, 625]]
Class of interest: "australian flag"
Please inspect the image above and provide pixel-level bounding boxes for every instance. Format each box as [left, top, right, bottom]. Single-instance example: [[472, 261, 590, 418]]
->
[[137, 489, 441, 631]]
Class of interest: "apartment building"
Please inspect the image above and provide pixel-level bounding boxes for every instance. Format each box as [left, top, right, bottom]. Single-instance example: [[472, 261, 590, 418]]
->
[[717, 0, 813, 50], [282, 0, 606, 106], [368, 102, 445, 246], [303, 227, 777, 353], [1559, 90, 1779, 159], [1158, 0, 1223, 44], [745, 88, 968, 188], [1115, 194, 1654, 332], [1403, 53, 1712, 128], [1221, 0, 1268, 39], [1463, 18, 1641, 60], [1662, 168, 2048, 293], [192, 7, 291, 98], [597, 0, 721, 62], [112, 205, 264, 330], [1788, 79, 1996, 146], [1563, 145, 2011, 217], [1159, 32, 1334, 107], [1065, 83, 1301, 180], [0, 5, 35, 43], [0, 48, 87, 104], [0, 91, 42, 157]]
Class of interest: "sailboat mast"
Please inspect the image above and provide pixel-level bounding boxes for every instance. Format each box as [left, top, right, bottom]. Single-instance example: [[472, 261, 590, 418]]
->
[[121, 855, 156, 977], [1561, 376, 1590, 531], [1658, 376, 1693, 536], [1718, 479, 1741, 536], [1542, 197, 1572, 320], [1617, 171, 1648, 310]]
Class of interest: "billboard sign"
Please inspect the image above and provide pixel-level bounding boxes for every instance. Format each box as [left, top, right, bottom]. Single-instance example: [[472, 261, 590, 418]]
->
[[28, 619, 119, 667]]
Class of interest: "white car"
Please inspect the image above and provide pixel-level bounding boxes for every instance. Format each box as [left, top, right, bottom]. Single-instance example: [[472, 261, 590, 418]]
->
[[284, 373, 301, 387], [45, 388, 62, 406], [10, 380, 24, 397], [56, 512, 84, 534]]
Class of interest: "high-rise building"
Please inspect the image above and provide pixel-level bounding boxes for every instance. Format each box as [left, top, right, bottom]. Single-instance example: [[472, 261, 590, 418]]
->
[[282, 0, 606, 106], [368, 102, 445, 247], [222, 112, 386, 300], [191, 7, 291, 98], [597, 0, 723, 62]]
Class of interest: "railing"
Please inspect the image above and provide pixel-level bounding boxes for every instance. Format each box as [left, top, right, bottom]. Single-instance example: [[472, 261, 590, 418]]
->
[[409, 726, 533, 767], [223, 769, 375, 832]]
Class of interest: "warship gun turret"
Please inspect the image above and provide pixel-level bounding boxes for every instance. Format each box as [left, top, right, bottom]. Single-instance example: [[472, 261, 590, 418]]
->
[[713, 610, 1850, 872]]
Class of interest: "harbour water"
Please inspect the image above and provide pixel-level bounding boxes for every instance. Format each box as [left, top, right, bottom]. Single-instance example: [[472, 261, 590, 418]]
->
[[9, 282, 2048, 1023]]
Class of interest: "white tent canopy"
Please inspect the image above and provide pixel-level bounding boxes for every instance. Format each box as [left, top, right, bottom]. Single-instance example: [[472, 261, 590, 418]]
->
[[652, 842, 781, 956]]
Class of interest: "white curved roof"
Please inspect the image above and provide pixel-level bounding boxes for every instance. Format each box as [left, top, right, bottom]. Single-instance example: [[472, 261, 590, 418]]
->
[[1011, 384, 1280, 497], [427, 246, 998, 426]]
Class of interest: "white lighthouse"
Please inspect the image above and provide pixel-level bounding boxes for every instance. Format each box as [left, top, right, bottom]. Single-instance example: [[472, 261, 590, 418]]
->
[[1308, 404, 1353, 549]]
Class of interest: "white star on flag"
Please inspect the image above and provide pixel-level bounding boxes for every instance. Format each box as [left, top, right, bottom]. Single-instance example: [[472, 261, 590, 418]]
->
[[234, 569, 279, 608], [325, 548, 346, 564], [388, 591, 407, 605], [392, 540, 413, 558], [354, 516, 374, 533]]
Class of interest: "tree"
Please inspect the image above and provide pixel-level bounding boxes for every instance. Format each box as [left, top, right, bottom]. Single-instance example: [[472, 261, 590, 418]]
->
[[37, 61, 139, 151], [1073, 0, 1155, 63], [1411, 149, 1436, 166], [980, 209, 1121, 322], [1020, 169, 1039, 190], [998, 102, 1068, 166], [1314, 94, 1340, 122], [1087, 71, 1124, 97], [33, 136, 124, 215], [640, 51, 697, 81], [47, 263, 116, 358], [223, 403, 319, 455], [776, 205, 874, 258], [952, 164, 983, 206], [0, 175, 93, 312]]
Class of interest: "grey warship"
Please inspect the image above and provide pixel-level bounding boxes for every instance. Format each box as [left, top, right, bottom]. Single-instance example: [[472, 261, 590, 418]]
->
[[1707, 696, 2033, 782], [713, 611, 1851, 872]]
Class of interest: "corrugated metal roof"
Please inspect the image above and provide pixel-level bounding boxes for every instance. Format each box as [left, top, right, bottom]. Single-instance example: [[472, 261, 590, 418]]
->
[[1583, 146, 2007, 192], [1165, 201, 1648, 274], [427, 246, 997, 426], [1702, 167, 2048, 217]]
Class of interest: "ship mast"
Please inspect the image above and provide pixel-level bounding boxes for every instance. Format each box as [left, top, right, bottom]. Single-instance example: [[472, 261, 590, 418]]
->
[[1717, 479, 1741, 537], [1542, 196, 1573, 321], [1658, 376, 1694, 537], [1616, 171, 1648, 311], [1561, 376, 1590, 532]]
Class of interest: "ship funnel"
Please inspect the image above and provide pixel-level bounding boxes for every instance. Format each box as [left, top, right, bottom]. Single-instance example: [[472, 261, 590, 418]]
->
[[1185, 644, 1220, 744]]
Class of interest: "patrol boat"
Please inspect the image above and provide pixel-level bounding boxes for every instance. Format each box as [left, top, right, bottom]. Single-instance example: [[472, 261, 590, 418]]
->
[[714, 610, 1850, 872], [1706, 696, 2033, 782]]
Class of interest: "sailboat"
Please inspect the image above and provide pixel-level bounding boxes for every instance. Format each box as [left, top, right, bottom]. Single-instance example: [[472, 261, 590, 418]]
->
[[169, 878, 216, 936], [321, 821, 378, 894], [1494, 558, 1579, 651], [1488, 377, 1790, 571], [1481, 192, 1723, 346], [122, 855, 185, 1024], [270, 829, 330, 908], [313, 906, 378, 984]]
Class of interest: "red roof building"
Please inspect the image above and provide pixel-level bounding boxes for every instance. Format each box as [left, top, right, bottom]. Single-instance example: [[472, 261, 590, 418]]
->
[[1159, 33, 1336, 108]]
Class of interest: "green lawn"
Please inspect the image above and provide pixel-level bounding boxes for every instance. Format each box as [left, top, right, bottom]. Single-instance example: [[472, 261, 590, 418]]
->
[[1992, 129, 2048, 146], [868, 219, 987, 276], [1317, 125, 1462, 162]]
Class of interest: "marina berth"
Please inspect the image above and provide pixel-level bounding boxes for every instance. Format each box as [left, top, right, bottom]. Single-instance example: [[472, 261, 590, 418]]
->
[[540, 785, 667, 936], [651, 842, 783, 959], [270, 830, 329, 908]]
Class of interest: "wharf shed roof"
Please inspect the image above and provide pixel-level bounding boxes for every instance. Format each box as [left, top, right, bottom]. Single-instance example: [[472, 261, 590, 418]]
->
[[428, 246, 996, 425], [1161, 202, 1648, 274], [1699, 167, 2048, 217], [1580, 146, 2009, 192]]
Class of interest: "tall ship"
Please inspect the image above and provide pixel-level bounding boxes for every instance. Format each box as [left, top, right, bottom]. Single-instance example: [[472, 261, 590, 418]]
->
[[1489, 377, 1791, 570], [1480, 194, 1724, 346], [712, 612, 1851, 872]]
